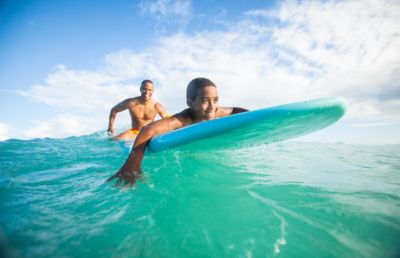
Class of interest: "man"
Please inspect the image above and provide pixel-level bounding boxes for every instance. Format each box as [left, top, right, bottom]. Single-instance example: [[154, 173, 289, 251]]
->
[[107, 80, 168, 141], [107, 77, 248, 187]]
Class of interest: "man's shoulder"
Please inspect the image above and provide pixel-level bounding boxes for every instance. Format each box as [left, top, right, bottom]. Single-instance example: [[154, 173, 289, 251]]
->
[[130, 96, 142, 102], [154, 101, 165, 108], [125, 97, 142, 105]]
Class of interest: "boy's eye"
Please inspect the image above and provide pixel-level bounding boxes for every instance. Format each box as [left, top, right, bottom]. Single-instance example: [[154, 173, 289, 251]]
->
[[200, 98, 218, 104]]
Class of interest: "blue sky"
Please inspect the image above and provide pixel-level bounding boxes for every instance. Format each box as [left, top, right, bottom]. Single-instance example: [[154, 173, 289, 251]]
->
[[0, 0, 399, 144]]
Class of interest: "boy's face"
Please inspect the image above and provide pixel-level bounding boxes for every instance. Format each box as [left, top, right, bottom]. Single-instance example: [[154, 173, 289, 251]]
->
[[189, 86, 219, 121], [140, 82, 154, 100]]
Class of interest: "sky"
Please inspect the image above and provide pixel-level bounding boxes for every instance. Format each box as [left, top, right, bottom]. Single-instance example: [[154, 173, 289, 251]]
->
[[0, 0, 399, 144]]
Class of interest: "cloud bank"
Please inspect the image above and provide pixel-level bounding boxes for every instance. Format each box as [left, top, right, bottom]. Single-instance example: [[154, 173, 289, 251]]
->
[[17, 0, 400, 140], [0, 123, 9, 141]]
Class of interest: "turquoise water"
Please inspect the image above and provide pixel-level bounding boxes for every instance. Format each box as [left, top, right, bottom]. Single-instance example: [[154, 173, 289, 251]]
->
[[1, 133, 399, 258]]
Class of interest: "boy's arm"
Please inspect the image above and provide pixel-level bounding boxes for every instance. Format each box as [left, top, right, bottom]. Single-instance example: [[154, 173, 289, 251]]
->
[[231, 107, 248, 114], [107, 99, 131, 135], [107, 116, 185, 187], [217, 107, 248, 117]]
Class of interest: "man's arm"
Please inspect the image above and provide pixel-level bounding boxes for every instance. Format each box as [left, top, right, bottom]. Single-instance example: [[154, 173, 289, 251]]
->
[[155, 103, 168, 118], [107, 116, 185, 187], [107, 99, 132, 135]]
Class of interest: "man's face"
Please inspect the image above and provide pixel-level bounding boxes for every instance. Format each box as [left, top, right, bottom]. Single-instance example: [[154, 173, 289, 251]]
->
[[189, 86, 219, 121], [140, 83, 154, 100]]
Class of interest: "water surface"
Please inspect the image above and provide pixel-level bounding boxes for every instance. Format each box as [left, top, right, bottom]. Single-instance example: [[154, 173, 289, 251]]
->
[[1, 134, 399, 257]]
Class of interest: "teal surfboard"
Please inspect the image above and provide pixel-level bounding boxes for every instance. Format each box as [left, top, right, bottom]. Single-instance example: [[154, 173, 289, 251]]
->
[[147, 98, 347, 153]]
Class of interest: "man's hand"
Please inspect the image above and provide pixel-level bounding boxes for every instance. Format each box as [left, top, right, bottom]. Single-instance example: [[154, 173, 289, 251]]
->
[[107, 127, 114, 136]]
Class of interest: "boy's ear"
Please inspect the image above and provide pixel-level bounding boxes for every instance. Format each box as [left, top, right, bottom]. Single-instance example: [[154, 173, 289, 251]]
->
[[186, 98, 193, 107]]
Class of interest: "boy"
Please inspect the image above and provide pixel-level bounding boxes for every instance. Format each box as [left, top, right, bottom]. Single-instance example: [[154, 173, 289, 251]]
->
[[107, 80, 168, 141], [107, 77, 248, 186]]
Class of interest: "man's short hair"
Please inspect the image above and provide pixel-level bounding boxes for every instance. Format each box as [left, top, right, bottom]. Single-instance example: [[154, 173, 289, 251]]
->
[[186, 78, 216, 100], [140, 79, 153, 89]]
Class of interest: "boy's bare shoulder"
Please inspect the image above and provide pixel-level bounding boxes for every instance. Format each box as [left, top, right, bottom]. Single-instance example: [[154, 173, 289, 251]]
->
[[173, 109, 194, 125]]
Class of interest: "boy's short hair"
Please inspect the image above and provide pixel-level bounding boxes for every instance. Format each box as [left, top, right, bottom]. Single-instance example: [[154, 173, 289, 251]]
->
[[186, 78, 216, 100], [140, 79, 153, 90]]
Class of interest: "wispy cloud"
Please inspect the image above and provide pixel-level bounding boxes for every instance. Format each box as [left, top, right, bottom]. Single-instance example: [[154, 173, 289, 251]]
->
[[139, 0, 191, 18], [138, 0, 192, 31], [19, 0, 400, 139]]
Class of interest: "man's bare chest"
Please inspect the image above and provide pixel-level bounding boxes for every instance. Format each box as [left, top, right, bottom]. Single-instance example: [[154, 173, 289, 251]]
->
[[129, 105, 157, 120]]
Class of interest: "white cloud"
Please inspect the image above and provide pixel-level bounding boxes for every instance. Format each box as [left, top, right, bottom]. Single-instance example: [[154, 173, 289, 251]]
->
[[18, 65, 140, 113], [350, 122, 397, 128], [0, 123, 9, 141], [18, 0, 400, 139]]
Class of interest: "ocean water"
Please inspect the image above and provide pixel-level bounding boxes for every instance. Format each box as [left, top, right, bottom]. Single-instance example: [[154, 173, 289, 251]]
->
[[1, 133, 399, 258]]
